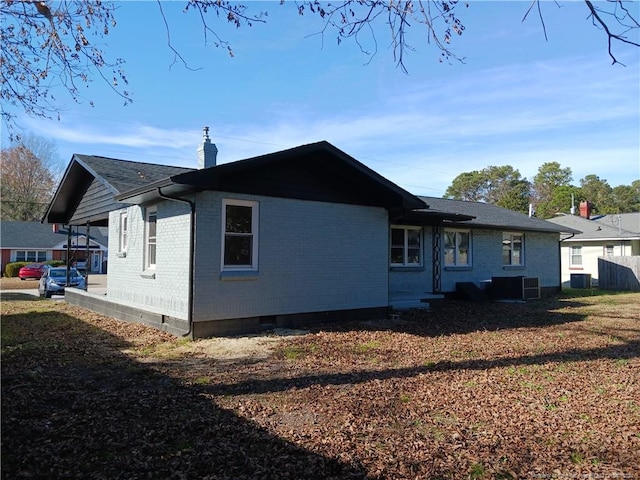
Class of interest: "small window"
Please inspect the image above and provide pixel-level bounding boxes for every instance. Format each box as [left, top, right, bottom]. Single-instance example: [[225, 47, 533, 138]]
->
[[145, 208, 157, 269], [444, 229, 471, 266], [222, 199, 259, 271], [390, 226, 422, 266], [502, 232, 523, 266], [119, 211, 128, 252], [571, 245, 583, 266], [605, 245, 614, 256]]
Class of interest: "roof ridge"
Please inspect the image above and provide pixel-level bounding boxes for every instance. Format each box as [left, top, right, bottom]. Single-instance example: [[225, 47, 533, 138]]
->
[[75, 154, 195, 171]]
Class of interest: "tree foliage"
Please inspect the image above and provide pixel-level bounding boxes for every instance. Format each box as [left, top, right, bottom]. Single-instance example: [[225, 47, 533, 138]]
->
[[0, 136, 60, 222], [1, 0, 639, 131], [444, 165, 530, 214], [532, 162, 574, 218], [444, 161, 639, 218], [579, 174, 615, 215], [611, 181, 640, 213]]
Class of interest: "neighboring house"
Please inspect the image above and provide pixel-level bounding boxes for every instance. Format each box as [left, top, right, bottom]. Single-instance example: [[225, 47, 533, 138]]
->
[[42, 132, 577, 337], [1, 221, 109, 274], [547, 201, 640, 287]]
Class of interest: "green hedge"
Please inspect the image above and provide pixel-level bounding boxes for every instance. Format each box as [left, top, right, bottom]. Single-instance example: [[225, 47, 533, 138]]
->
[[4, 260, 66, 278]]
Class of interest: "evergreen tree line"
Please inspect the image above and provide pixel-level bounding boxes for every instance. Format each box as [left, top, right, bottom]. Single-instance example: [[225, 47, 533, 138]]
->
[[443, 162, 640, 219]]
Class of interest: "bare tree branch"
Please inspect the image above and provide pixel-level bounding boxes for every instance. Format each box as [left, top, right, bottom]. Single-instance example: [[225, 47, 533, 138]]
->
[[584, 0, 640, 66]]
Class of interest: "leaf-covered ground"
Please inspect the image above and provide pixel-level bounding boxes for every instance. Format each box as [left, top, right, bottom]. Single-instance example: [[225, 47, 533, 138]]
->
[[2, 291, 639, 479]]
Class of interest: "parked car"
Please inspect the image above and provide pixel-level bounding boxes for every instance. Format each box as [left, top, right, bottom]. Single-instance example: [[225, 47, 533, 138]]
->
[[38, 267, 86, 298], [18, 263, 45, 280], [72, 260, 87, 272]]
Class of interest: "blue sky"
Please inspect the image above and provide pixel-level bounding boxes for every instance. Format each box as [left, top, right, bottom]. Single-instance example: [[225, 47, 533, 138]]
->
[[3, 1, 639, 198]]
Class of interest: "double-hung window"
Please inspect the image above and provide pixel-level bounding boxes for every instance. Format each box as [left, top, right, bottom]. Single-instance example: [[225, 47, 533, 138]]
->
[[502, 232, 523, 266], [222, 199, 259, 271], [444, 229, 471, 266], [119, 211, 128, 253], [390, 226, 422, 267], [145, 208, 157, 269], [15, 250, 47, 262], [570, 245, 583, 266]]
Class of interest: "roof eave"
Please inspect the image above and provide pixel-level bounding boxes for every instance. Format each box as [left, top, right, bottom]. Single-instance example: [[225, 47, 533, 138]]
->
[[115, 178, 193, 204]]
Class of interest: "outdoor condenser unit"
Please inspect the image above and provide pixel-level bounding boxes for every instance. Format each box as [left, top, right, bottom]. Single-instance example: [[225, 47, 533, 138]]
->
[[522, 277, 541, 300], [491, 276, 540, 300]]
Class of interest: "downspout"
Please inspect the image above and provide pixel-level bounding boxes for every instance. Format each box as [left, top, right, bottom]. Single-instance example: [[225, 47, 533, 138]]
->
[[157, 187, 195, 338], [558, 233, 576, 292]]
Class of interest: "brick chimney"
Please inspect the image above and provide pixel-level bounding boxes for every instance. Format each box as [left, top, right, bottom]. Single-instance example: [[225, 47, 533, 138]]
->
[[579, 201, 592, 219], [197, 126, 218, 169]]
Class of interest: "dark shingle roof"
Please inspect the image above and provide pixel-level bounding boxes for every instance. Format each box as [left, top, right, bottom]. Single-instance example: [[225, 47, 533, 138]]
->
[[43, 155, 195, 225], [73, 154, 194, 194], [1, 221, 108, 249], [419, 197, 580, 233]]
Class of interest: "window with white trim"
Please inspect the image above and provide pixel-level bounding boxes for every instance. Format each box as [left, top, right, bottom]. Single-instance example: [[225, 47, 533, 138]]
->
[[444, 229, 471, 266], [145, 208, 157, 269], [390, 226, 422, 266], [604, 245, 614, 256], [502, 232, 523, 266], [222, 199, 259, 271], [15, 250, 47, 262], [570, 245, 583, 266], [119, 211, 128, 252]]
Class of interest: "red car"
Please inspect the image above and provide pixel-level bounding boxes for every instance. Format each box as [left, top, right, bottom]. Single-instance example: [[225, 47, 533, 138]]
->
[[18, 263, 45, 280]]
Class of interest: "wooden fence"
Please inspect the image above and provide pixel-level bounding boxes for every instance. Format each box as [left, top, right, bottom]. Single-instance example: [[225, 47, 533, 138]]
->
[[598, 257, 640, 291]]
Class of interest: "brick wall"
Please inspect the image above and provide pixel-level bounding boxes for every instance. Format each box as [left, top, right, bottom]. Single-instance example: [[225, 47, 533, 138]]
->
[[107, 200, 191, 320], [192, 191, 389, 322]]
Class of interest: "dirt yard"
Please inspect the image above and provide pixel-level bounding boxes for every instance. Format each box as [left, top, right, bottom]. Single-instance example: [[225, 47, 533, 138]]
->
[[2, 290, 639, 479]]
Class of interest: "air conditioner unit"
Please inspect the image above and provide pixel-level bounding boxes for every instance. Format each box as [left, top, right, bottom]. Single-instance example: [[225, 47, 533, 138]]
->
[[522, 277, 540, 300]]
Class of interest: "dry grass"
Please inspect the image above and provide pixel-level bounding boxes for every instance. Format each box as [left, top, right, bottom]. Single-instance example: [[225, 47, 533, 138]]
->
[[2, 291, 639, 479], [0, 277, 38, 289]]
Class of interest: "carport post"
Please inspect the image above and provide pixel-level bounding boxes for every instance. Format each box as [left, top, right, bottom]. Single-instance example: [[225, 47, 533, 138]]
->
[[85, 221, 90, 290]]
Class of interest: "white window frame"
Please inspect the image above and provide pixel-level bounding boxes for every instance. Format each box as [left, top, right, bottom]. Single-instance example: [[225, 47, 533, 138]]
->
[[570, 245, 583, 266], [15, 250, 47, 262], [390, 226, 422, 267], [221, 199, 259, 271], [604, 245, 614, 256], [119, 211, 128, 253], [444, 228, 471, 267], [145, 207, 157, 270], [502, 232, 524, 266]]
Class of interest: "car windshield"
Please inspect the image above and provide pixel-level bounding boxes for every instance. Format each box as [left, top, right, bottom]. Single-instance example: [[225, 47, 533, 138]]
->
[[49, 269, 81, 279]]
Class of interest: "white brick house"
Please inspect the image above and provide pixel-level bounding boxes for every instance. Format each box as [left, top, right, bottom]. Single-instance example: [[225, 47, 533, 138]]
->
[[43, 133, 577, 337]]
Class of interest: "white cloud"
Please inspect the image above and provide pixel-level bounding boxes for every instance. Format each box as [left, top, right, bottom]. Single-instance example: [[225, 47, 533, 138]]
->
[[18, 53, 637, 198]]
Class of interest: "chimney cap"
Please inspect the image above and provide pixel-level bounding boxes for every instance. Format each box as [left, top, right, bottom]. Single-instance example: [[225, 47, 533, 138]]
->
[[202, 126, 211, 143]]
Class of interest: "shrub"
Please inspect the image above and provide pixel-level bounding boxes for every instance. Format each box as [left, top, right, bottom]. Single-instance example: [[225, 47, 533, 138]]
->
[[4, 262, 29, 278], [44, 260, 65, 267]]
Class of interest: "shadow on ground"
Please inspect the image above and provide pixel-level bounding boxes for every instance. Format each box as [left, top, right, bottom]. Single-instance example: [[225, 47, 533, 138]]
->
[[1, 296, 370, 480]]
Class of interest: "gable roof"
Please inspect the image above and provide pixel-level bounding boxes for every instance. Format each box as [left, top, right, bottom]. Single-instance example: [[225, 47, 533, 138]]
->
[[547, 213, 640, 240], [416, 197, 581, 234], [43, 154, 193, 226], [1, 221, 108, 249], [117, 141, 427, 212]]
